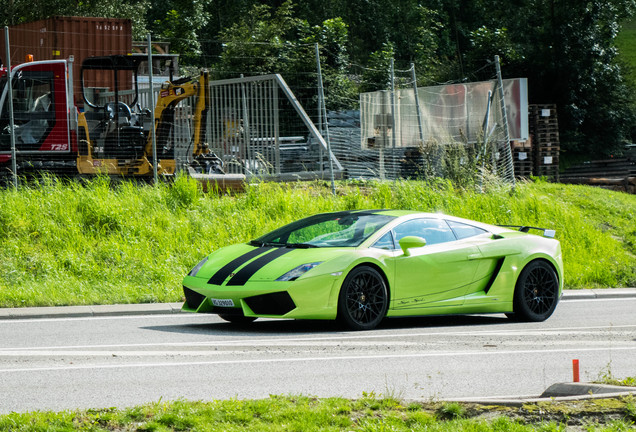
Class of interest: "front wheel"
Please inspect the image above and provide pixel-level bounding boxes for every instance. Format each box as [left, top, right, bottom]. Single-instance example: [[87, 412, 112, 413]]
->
[[509, 260, 559, 322], [337, 266, 389, 330]]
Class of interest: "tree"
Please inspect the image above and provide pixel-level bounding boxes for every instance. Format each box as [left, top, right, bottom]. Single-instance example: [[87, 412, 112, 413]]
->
[[494, 0, 636, 159]]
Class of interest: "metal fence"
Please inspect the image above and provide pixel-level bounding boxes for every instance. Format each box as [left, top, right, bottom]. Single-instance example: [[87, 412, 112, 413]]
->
[[3, 23, 522, 185], [96, 74, 343, 181]]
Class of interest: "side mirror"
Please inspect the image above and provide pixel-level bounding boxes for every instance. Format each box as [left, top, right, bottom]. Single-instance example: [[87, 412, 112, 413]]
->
[[399, 236, 427, 256]]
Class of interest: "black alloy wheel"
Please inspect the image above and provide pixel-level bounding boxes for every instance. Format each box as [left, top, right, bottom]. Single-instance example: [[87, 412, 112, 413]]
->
[[338, 266, 389, 330], [509, 260, 559, 322]]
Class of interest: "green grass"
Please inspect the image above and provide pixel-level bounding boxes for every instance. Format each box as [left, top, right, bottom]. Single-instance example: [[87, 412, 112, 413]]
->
[[1, 395, 635, 431], [0, 175, 634, 307]]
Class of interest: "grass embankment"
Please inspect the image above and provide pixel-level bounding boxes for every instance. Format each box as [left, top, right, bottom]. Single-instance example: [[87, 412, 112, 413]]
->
[[1, 395, 635, 431], [0, 176, 634, 307]]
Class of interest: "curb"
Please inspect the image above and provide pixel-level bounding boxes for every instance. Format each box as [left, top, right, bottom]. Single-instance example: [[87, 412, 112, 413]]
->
[[0, 303, 184, 320], [561, 288, 636, 300], [1, 289, 635, 320], [440, 382, 636, 406]]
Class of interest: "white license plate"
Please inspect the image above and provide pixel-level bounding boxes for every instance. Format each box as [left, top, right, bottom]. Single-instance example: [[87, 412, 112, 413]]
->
[[211, 298, 235, 307]]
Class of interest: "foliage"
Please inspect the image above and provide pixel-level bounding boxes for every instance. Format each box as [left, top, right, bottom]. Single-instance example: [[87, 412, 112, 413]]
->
[[150, 0, 209, 64], [4, 0, 636, 160], [0, 176, 634, 307], [216, 0, 302, 76]]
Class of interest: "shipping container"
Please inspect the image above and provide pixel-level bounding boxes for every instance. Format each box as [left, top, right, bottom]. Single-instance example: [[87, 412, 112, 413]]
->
[[0, 16, 132, 106]]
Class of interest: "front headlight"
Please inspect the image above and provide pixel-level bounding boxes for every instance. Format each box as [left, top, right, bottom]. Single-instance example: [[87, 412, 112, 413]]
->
[[276, 262, 323, 281], [188, 257, 209, 277]]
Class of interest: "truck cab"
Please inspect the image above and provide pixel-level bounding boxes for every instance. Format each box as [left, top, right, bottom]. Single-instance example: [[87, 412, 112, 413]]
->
[[0, 60, 76, 172]]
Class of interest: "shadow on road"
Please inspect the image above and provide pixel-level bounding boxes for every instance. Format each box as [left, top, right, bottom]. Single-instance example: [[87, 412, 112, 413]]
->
[[141, 314, 511, 336]]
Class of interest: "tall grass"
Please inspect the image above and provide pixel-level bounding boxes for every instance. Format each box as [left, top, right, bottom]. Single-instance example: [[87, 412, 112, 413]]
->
[[0, 175, 634, 307]]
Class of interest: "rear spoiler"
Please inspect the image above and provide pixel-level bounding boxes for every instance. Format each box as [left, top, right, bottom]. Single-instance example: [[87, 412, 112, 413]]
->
[[498, 225, 556, 238]]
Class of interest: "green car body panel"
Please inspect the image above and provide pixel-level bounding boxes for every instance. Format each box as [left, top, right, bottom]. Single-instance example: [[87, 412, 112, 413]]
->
[[182, 210, 564, 327]]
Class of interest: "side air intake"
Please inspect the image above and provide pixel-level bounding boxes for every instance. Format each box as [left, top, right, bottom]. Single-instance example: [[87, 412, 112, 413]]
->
[[244, 292, 296, 316], [183, 287, 206, 310]]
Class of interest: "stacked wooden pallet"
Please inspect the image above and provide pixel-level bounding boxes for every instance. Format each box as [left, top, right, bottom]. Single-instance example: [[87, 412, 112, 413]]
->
[[529, 104, 560, 180], [511, 139, 534, 178]]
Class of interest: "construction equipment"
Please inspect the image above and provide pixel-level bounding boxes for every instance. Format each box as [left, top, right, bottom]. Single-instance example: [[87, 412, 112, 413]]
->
[[0, 55, 226, 179]]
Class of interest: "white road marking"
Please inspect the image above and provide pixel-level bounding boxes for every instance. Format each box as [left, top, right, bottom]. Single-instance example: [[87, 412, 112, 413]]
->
[[0, 297, 633, 325], [1, 324, 634, 352], [1, 346, 635, 374], [1, 340, 633, 357]]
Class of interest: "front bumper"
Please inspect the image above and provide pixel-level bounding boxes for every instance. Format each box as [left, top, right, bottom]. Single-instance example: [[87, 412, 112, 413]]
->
[[182, 272, 342, 320]]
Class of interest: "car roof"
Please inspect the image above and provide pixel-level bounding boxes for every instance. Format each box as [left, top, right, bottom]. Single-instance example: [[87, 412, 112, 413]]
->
[[315, 209, 509, 234]]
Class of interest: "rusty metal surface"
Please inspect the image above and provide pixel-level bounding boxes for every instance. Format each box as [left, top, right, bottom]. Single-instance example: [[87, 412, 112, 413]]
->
[[1, 16, 132, 105]]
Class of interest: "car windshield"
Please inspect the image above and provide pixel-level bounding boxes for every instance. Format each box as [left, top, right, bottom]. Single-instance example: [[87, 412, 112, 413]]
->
[[252, 211, 395, 248]]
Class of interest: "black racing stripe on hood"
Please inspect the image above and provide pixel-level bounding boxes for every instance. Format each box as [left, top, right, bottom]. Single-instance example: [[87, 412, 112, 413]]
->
[[208, 247, 272, 285], [226, 247, 293, 286]]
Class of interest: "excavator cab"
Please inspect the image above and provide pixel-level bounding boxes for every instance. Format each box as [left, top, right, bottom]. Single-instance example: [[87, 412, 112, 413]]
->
[[80, 55, 150, 161]]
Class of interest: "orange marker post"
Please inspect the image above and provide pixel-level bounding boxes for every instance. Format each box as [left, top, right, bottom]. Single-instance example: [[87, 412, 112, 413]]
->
[[572, 359, 580, 382]]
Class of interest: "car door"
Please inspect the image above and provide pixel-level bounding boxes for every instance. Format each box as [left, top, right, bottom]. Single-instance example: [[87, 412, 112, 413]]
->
[[445, 219, 506, 297], [390, 218, 483, 312]]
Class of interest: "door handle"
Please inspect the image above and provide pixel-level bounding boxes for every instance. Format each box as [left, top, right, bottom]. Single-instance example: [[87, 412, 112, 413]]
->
[[467, 253, 481, 260]]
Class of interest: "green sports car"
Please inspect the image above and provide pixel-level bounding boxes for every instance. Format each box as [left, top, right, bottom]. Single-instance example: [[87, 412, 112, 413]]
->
[[182, 210, 563, 330]]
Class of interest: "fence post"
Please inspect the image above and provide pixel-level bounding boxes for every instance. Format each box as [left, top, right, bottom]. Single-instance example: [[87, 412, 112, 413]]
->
[[240, 74, 252, 175], [147, 34, 158, 184], [314, 44, 336, 195], [389, 57, 397, 178], [4, 26, 18, 188], [315, 44, 324, 177]]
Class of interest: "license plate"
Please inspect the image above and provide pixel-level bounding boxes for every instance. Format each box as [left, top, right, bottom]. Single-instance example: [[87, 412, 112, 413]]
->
[[211, 298, 235, 307]]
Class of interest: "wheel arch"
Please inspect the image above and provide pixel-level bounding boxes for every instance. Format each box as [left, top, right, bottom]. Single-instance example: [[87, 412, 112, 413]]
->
[[347, 261, 392, 305], [335, 261, 392, 326], [510, 256, 561, 322], [517, 255, 563, 294]]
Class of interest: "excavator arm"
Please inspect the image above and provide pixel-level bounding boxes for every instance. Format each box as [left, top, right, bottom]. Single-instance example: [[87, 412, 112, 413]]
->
[[150, 71, 210, 159]]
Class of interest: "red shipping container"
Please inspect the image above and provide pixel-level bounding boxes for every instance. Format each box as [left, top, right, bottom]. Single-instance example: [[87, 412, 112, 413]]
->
[[1, 16, 132, 106]]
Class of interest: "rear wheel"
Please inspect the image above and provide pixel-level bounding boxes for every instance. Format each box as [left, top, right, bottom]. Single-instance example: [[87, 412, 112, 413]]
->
[[509, 260, 559, 322], [218, 314, 257, 324], [337, 266, 388, 330]]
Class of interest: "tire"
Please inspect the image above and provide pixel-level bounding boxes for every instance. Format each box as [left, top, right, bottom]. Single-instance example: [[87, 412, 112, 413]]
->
[[218, 314, 257, 324], [509, 260, 559, 322], [337, 266, 389, 330]]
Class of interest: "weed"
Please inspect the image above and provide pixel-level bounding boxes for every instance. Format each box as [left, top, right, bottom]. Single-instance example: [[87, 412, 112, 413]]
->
[[436, 402, 466, 420]]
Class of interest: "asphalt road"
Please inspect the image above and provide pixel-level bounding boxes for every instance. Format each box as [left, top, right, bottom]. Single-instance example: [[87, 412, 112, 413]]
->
[[1, 296, 635, 414]]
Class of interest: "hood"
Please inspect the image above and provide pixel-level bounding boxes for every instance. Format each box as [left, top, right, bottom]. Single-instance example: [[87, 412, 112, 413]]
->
[[196, 243, 351, 286]]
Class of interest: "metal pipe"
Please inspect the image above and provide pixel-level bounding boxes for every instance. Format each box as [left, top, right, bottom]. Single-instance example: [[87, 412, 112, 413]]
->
[[410, 63, 425, 146], [315, 44, 336, 195], [494, 55, 515, 185], [4, 27, 18, 188], [147, 34, 158, 183]]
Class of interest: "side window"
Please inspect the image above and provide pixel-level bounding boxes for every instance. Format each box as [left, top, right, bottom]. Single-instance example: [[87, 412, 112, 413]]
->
[[372, 231, 396, 250], [0, 71, 55, 152], [393, 218, 456, 246], [447, 220, 489, 240]]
